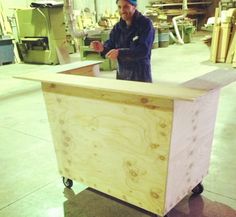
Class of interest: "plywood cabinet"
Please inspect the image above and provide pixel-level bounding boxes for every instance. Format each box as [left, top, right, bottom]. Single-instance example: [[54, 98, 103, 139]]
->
[[15, 66, 236, 216]]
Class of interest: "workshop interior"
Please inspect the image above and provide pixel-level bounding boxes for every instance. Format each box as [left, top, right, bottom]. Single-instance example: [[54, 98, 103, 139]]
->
[[0, 0, 236, 217]]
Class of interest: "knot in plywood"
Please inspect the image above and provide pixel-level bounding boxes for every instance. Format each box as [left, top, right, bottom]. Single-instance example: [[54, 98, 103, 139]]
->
[[150, 143, 160, 149], [123, 159, 147, 183], [159, 155, 166, 161], [150, 190, 160, 200], [141, 97, 149, 104], [49, 83, 56, 89]]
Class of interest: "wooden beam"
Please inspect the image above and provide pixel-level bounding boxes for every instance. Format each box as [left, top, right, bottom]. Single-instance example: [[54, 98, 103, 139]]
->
[[0, 1, 12, 35], [226, 24, 236, 63], [216, 22, 231, 62], [210, 8, 220, 63], [14, 73, 208, 101], [182, 69, 236, 90], [233, 51, 236, 67]]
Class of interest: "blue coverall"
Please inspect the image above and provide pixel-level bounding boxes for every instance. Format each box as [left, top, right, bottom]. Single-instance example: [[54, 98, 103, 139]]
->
[[101, 10, 155, 82]]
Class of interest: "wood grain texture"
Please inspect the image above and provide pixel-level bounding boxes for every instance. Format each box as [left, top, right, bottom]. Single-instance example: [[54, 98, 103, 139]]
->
[[165, 90, 220, 214], [55, 42, 70, 65], [15, 67, 236, 216], [210, 8, 220, 63], [15, 73, 208, 101], [20, 61, 101, 75], [233, 54, 236, 68], [42, 83, 173, 110], [42, 83, 174, 216], [226, 24, 236, 64], [60, 64, 100, 77], [182, 69, 236, 90], [216, 23, 231, 63]]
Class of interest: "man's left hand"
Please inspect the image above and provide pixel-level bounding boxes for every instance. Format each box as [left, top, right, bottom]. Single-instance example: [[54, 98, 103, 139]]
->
[[105, 49, 119, 60]]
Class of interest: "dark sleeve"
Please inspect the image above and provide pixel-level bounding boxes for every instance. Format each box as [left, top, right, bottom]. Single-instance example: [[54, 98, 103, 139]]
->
[[118, 18, 155, 61], [100, 26, 117, 58]]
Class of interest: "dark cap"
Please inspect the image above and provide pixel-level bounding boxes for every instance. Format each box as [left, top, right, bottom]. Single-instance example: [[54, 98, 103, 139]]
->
[[116, 0, 137, 6]]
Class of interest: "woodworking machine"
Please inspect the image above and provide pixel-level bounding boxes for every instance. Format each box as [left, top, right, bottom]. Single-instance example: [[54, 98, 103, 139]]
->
[[15, 4, 67, 64]]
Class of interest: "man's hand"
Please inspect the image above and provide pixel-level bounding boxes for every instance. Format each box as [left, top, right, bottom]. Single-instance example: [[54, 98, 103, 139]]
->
[[90, 41, 104, 52], [105, 49, 119, 60]]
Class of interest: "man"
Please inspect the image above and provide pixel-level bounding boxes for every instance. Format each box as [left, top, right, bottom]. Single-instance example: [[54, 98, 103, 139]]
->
[[90, 0, 155, 82]]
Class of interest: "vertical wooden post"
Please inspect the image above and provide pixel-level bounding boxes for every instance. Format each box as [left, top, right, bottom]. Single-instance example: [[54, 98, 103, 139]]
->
[[0, 1, 12, 35], [216, 21, 231, 63], [226, 24, 236, 64], [232, 49, 236, 67], [210, 8, 220, 63], [0, 2, 21, 63]]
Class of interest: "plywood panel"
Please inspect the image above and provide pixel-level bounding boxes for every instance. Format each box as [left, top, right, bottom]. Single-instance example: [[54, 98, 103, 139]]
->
[[34, 61, 101, 74], [165, 90, 220, 214], [60, 64, 100, 77], [216, 23, 231, 63], [210, 8, 220, 63], [182, 69, 236, 90], [42, 83, 174, 216], [233, 53, 236, 68], [15, 73, 208, 101], [0, 2, 12, 35], [226, 24, 236, 64]]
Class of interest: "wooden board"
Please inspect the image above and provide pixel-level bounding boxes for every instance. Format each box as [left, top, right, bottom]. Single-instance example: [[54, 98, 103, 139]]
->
[[233, 52, 236, 68], [14, 73, 208, 101], [165, 90, 220, 214], [0, 1, 12, 35], [216, 23, 231, 63], [182, 69, 236, 90], [14, 61, 101, 75], [226, 24, 236, 64], [55, 41, 71, 65], [210, 8, 220, 63], [217, 8, 236, 63], [42, 82, 174, 216], [60, 64, 100, 77], [0, 1, 21, 63]]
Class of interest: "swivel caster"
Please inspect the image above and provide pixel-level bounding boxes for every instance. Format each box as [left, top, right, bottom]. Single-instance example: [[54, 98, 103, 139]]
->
[[192, 183, 204, 195], [62, 177, 73, 188]]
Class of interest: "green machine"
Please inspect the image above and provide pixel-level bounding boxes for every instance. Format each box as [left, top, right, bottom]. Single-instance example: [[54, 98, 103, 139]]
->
[[79, 30, 117, 71], [15, 4, 68, 64]]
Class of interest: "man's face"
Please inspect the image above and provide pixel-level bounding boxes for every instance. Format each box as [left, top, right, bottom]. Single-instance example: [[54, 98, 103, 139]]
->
[[117, 0, 136, 22]]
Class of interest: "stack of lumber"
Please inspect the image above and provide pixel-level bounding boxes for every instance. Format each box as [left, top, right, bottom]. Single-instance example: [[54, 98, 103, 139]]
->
[[210, 8, 236, 68], [221, 0, 236, 10]]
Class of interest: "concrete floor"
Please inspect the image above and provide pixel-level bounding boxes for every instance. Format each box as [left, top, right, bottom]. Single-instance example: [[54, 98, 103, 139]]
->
[[0, 33, 236, 217]]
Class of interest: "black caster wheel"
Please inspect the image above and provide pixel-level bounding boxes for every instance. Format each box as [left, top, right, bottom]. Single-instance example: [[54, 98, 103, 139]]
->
[[63, 177, 73, 188], [192, 183, 204, 195]]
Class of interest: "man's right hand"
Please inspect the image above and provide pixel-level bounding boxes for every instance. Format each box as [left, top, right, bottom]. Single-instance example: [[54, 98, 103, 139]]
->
[[90, 41, 104, 52]]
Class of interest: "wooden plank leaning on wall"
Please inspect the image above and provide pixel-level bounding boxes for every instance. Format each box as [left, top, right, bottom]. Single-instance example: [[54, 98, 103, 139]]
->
[[225, 8, 236, 67], [226, 23, 236, 64], [210, 7, 236, 68], [216, 18, 231, 62], [0, 2, 12, 34], [210, 8, 220, 63], [0, 1, 21, 63]]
